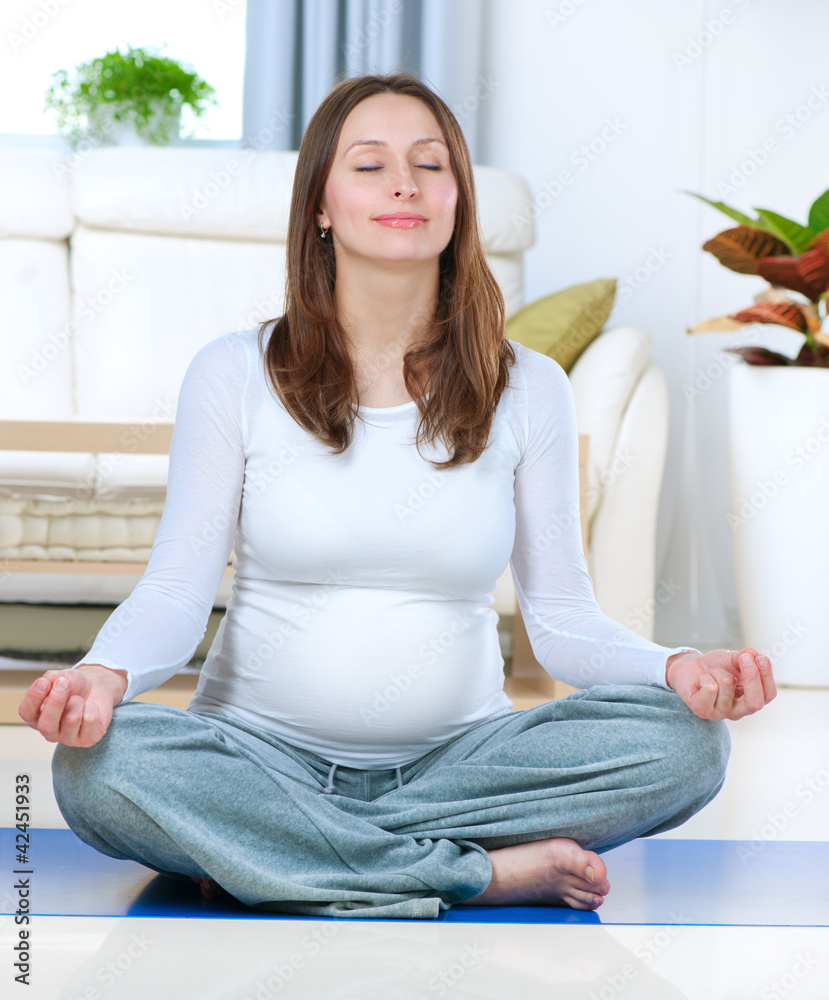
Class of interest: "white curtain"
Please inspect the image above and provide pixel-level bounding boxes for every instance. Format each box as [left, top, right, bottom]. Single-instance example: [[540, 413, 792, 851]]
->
[[242, 0, 488, 160]]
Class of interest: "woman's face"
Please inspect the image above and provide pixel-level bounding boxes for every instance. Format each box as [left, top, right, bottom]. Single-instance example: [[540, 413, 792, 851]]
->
[[316, 93, 458, 267]]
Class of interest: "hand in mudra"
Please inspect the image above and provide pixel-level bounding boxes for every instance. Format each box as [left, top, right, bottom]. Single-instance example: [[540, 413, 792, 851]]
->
[[18, 664, 128, 747], [666, 647, 776, 721]]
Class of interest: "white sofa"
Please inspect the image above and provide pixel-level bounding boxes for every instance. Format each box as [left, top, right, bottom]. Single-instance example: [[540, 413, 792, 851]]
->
[[0, 146, 669, 641]]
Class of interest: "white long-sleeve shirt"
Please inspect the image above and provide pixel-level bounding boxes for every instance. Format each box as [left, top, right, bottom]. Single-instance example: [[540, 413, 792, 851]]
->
[[73, 326, 698, 768]]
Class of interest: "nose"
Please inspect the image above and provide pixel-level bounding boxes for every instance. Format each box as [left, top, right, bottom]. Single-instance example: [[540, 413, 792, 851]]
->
[[391, 162, 418, 198]]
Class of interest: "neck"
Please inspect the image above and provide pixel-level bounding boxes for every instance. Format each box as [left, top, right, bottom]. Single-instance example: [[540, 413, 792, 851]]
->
[[334, 257, 439, 360]]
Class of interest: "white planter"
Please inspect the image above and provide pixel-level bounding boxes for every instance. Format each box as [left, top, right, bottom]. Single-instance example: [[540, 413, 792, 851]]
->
[[104, 120, 151, 146], [96, 103, 182, 147], [729, 362, 829, 686]]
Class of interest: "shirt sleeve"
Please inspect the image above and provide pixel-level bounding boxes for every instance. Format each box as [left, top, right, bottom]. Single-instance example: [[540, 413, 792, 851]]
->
[[71, 332, 249, 705], [508, 345, 700, 689]]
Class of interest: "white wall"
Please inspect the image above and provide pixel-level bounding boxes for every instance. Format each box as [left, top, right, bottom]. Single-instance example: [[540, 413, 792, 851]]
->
[[479, 0, 829, 651]]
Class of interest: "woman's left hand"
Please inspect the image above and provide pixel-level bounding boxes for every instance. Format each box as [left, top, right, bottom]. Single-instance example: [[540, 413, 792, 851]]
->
[[665, 647, 777, 721]]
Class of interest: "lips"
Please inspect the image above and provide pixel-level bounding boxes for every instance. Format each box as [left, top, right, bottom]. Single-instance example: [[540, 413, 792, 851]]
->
[[373, 213, 427, 229]]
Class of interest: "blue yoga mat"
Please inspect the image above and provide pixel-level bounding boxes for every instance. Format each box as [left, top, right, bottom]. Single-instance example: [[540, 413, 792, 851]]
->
[[2, 828, 826, 925]]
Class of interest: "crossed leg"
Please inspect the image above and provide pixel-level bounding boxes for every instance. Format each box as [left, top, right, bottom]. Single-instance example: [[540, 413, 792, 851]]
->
[[52, 685, 730, 919]]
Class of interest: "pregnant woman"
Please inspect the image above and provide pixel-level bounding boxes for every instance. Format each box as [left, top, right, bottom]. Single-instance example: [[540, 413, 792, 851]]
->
[[19, 72, 775, 920]]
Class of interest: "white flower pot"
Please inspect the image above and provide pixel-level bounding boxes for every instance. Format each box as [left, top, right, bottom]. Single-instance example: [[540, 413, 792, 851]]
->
[[729, 362, 829, 686], [95, 102, 183, 147], [104, 119, 151, 146]]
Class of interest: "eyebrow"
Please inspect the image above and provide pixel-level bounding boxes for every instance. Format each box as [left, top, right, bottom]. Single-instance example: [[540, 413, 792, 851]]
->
[[342, 136, 447, 155]]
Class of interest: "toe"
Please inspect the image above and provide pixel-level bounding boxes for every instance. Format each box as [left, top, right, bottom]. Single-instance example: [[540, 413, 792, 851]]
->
[[583, 851, 607, 886], [566, 887, 605, 909]]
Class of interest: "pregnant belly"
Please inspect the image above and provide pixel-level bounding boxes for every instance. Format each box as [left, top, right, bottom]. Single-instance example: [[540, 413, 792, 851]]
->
[[199, 586, 493, 747]]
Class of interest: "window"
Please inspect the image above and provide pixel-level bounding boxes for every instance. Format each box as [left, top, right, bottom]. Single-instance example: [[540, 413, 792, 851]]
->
[[1, 0, 246, 142]]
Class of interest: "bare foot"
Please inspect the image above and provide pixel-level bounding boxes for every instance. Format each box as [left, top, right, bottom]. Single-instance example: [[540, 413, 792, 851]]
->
[[458, 837, 610, 910], [190, 875, 224, 900]]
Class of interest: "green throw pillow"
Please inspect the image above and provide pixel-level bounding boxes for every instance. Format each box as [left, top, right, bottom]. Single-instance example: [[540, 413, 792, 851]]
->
[[505, 278, 617, 372]]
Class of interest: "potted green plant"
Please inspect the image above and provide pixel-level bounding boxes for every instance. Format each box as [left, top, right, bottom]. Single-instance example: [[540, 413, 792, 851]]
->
[[682, 187, 829, 361], [45, 45, 218, 150], [683, 187, 829, 687]]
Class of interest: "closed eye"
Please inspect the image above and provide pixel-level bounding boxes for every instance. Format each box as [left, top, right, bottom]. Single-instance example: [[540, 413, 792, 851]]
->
[[355, 165, 442, 172]]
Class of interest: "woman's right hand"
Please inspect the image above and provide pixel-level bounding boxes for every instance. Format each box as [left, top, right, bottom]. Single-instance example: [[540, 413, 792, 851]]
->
[[18, 664, 128, 747]]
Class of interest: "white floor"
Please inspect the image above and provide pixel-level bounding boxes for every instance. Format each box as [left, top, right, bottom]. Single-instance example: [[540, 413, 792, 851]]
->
[[2, 687, 828, 999]]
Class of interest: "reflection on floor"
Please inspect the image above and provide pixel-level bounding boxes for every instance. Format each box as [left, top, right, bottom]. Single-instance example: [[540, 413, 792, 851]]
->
[[2, 919, 827, 1000]]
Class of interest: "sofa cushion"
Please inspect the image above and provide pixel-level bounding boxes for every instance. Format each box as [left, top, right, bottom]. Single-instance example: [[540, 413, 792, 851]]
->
[[69, 225, 286, 421], [504, 278, 616, 372], [567, 325, 653, 523], [0, 239, 73, 420], [72, 148, 298, 242], [470, 165, 536, 254], [0, 148, 74, 239], [0, 497, 163, 561], [0, 454, 98, 500], [487, 254, 525, 321]]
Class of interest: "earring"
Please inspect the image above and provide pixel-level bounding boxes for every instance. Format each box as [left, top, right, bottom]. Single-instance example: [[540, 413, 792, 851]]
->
[[319, 225, 328, 239]]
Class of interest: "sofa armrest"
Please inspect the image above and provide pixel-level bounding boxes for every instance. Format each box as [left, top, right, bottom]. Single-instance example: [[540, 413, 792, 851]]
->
[[588, 360, 669, 641]]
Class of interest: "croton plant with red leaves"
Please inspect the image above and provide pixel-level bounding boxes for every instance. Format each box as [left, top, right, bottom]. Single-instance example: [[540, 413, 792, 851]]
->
[[683, 187, 829, 367]]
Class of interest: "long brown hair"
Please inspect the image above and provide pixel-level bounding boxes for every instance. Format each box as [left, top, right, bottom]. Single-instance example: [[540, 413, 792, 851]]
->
[[257, 72, 516, 470]]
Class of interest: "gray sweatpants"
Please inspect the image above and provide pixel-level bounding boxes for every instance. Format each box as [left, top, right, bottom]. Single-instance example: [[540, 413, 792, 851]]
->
[[51, 684, 730, 920]]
